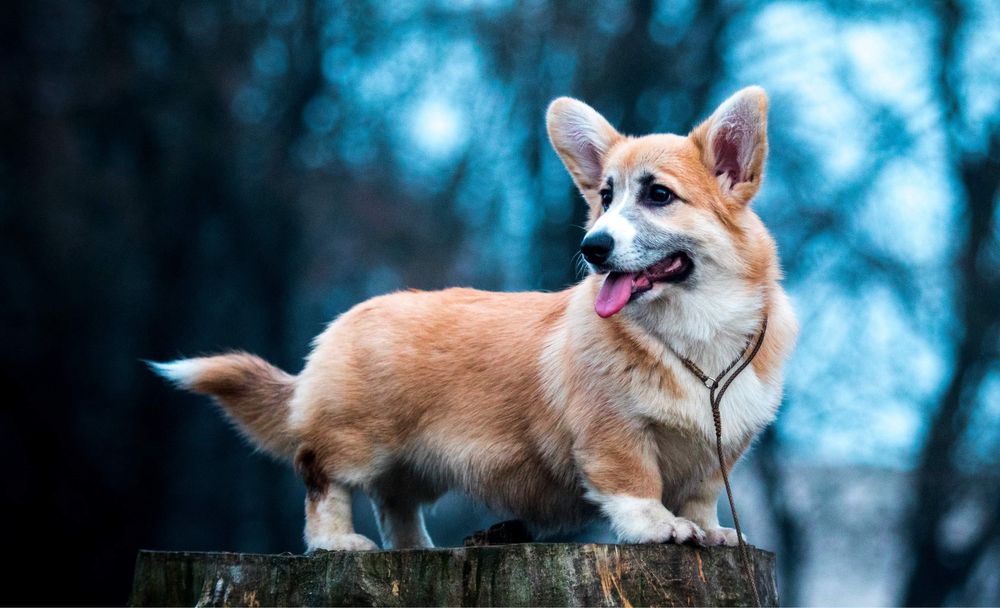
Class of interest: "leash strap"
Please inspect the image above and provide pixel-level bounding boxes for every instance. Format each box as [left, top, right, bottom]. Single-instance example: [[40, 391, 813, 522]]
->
[[671, 316, 768, 607]]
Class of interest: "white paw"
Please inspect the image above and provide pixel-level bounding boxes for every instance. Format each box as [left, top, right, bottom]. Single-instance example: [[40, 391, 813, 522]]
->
[[665, 517, 707, 545], [602, 496, 706, 545], [622, 515, 706, 545], [307, 533, 379, 552], [703, 526, 744, 547]]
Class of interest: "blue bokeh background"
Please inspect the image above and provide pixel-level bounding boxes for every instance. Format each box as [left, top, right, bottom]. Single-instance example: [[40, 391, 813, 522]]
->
[[2, 0, 997, 604]]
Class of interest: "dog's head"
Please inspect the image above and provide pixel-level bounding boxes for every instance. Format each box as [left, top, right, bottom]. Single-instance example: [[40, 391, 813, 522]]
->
[[547, 87, 777, 319]]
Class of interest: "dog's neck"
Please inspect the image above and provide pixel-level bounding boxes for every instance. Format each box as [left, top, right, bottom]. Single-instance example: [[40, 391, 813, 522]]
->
[[625, 276, 768, 374]]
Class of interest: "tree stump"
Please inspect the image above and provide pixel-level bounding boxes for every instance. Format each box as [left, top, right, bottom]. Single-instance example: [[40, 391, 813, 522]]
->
[[130, 543, 777, 606]]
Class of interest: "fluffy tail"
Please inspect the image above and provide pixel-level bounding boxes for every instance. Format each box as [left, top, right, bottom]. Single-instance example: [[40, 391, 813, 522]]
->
[[149, 352, 298, 458]]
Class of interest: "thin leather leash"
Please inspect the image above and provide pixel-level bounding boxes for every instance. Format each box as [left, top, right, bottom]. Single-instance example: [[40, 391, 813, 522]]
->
[[669, 315, 768, 607]]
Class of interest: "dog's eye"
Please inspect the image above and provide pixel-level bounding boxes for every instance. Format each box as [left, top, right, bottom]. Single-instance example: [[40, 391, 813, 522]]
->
[[599, 188, 613, 210], [649, 184, 676, 205]]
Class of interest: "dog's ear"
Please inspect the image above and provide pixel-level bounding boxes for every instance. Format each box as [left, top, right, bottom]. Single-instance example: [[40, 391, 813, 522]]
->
[[546, 98, 622, 192], [691, 86, 768, 205]]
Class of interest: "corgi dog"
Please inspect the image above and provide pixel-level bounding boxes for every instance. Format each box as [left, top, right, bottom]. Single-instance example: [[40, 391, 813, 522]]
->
[[152, 86, 797, 552]]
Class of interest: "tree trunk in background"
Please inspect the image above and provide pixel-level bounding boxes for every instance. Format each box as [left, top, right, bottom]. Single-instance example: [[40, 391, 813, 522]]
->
[[130, 544, 777, 607], [902, 1, 1000, 604]]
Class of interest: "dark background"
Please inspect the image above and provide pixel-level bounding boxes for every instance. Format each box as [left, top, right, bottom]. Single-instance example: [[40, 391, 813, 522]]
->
[[2, 0, 998, 605]]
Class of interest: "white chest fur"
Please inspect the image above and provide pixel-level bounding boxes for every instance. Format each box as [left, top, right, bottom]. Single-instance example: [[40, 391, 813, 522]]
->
[[632, 356, 781, 488], [543, 278, 793, 460], [641, 355, 779, 448], [625, 275, 787, 448]]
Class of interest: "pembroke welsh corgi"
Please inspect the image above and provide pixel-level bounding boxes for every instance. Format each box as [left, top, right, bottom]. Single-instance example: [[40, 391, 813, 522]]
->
[[152, 86, 797, 552]]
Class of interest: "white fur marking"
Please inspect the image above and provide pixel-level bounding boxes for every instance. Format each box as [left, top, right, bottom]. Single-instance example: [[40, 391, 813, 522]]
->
[[307, 532, 379, 552], [305, 484, 380, 551], [589, 493, 705, 544], [704, 527, 742, 547], [591, 206, 637, 251], [148, 359, 202, 388]]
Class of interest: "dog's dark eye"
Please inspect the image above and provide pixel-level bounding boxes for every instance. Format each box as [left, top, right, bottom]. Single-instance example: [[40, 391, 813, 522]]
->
[[649, 184, 675, 205], [599, 188, 613, 211]]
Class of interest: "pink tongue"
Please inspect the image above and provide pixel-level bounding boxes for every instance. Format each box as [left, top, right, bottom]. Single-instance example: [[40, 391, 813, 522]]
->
[[595, 272, 636, 318]]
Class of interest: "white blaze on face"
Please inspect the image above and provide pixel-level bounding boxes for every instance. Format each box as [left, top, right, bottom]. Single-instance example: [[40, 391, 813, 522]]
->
[[588, 180, 637, 252], [592, 207, 637, 250]]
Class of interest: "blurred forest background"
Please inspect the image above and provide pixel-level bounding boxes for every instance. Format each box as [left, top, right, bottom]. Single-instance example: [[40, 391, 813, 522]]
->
[[2, 0, 998, 605]]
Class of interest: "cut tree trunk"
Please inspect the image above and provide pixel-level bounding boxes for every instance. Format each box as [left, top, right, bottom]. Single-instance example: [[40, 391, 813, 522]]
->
[[130, 543, 777, 606]]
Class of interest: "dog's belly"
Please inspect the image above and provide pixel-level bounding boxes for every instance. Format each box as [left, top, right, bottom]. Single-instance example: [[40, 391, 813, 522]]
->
[[399, 433, 599, 533], [469, 464, 598, 532]]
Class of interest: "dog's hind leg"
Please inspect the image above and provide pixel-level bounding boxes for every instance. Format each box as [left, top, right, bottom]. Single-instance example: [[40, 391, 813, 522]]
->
[[295, 447, 378, 552], [370, 469, 437, 549], [371, 493, 434, 549]]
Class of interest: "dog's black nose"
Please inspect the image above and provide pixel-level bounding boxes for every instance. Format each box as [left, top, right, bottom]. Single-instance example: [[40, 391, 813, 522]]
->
[[581, 231, 614, 265]]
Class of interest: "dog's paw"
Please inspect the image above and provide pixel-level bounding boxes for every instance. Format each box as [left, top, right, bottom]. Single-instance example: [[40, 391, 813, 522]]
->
[[661, 517, 707, 545], [307, 533, 379, 552], [605, 496, 706, 545], [626, 516, 705, 544], [702, 526, 744, 547]]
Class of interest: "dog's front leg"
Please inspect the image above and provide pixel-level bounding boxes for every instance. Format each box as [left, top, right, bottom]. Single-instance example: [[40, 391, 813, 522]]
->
[[576, 422, 706, 545], [678, 475, 743, 547]]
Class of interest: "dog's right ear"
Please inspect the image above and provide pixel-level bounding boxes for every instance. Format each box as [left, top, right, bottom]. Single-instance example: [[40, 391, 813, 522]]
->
[[546, 98, 622, 192]]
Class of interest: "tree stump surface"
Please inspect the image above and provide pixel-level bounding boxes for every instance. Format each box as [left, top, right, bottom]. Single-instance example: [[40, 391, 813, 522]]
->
[[130, 543, 777, 607]]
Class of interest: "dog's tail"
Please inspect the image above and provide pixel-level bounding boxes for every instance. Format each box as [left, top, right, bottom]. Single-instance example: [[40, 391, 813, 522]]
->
[[148, 352, 298, 458]]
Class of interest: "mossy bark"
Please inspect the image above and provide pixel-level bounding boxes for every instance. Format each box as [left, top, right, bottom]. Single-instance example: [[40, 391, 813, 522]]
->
[[130, 543, 777, 607]]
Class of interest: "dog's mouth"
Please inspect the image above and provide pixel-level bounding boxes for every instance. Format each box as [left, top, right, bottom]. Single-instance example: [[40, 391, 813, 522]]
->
[[594, 252, 694, 318]]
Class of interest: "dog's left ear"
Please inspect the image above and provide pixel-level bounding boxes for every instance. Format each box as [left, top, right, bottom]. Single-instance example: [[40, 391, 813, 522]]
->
[[691, 86, 768, 205]]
